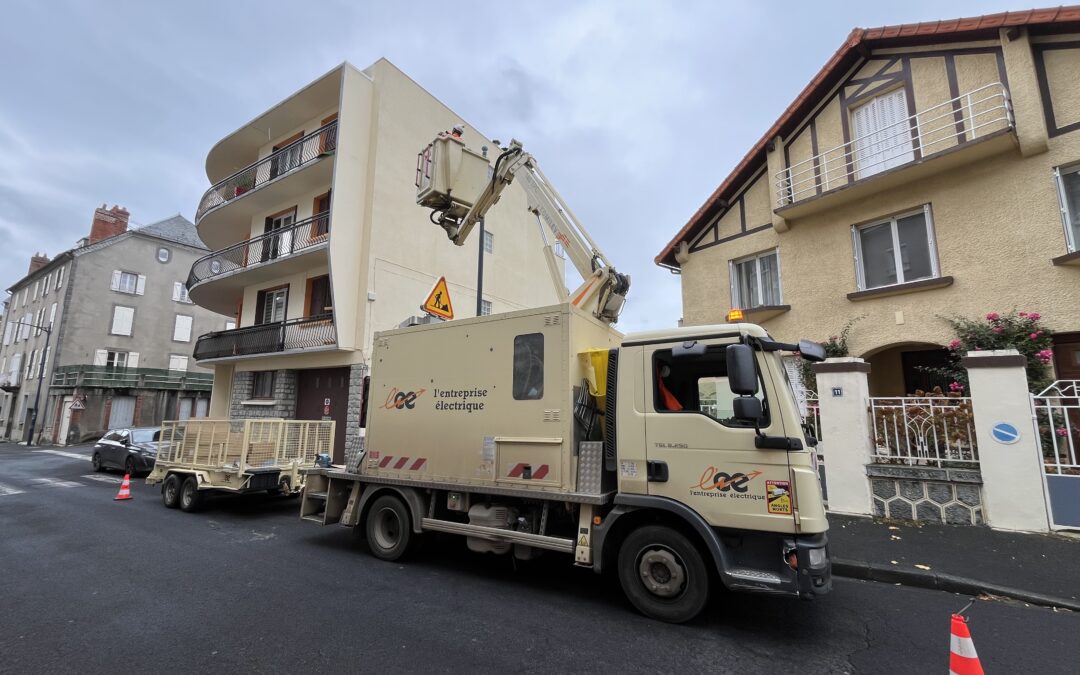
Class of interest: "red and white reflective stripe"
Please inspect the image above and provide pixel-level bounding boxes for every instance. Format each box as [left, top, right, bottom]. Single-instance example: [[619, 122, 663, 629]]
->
[[949, 615, 984, 675], [376, 456, 428, 471], [507, 463, 550, 479]]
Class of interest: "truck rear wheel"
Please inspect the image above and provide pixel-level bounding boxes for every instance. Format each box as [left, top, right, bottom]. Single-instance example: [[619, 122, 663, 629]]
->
[[365, 495, 412, 561], [162, 474, 182, 509], [617, 525, 710, 624], [179, 476, 204, 513]]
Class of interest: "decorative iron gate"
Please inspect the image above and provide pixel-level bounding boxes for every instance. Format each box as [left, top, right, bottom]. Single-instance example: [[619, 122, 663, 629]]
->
[[1032, 381, 1080, 530]]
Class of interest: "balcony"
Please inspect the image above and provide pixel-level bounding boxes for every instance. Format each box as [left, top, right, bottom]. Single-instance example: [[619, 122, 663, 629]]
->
[[196, 121, 337, 249], [187, 212, 330, 315], [774, 84, 1015, 220], [51, 365, 213, 391], [193, 314, 336, 362]]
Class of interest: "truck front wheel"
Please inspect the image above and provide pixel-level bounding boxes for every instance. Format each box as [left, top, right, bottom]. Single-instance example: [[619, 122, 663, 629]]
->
[[365, 495, 412, 561], [617, 525, 710, 623]]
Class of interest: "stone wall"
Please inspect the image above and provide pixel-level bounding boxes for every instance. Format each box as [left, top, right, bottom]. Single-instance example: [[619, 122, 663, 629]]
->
[[344, 363, 369, 458], [867, 464, 983, 525], [228, 370, 297, 419]]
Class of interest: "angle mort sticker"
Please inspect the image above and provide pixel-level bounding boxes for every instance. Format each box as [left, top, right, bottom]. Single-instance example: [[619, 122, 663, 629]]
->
[[766, 480, 792, 515]]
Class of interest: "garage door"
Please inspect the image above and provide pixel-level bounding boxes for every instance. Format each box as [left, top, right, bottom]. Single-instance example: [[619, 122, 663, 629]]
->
[[109, 396, 136, 429]]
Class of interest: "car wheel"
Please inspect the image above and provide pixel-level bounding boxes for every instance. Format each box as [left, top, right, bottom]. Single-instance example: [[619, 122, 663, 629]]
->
[[365, 495, 412, 561], [91, 452, 104, 472], [125, 457, 137, 477], [162, 474, 182, 509], [179, 476, 204, 513], [617, 525, 710, 624]]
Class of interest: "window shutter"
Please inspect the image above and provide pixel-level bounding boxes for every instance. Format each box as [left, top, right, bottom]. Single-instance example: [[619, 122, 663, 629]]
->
[[49, 302, 57, 327], [111, 307, 134, 336], [135, 275, 146, 296], [110, 270, 122, 291], [11, 353, 23, 380], [43, 274, 50, 296], [56, 266, 64, 290], [169, 355, 188, 371], [93, 349, 108, 366], [41, 346, 49, 369], [2, 321, 10, 346], [128, 352, 139, 368], [173, 315, 192, 342], [20, 314, 31, 340], [172, 282, 181, 302]]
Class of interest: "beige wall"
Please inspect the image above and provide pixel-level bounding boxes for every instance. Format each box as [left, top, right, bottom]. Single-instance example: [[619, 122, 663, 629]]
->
[[678, 34, 1080, 376]]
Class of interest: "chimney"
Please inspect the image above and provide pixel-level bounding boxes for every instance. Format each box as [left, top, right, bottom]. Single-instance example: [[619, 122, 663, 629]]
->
[[28, 252, 50, 275], [88, 203, 130, 244]]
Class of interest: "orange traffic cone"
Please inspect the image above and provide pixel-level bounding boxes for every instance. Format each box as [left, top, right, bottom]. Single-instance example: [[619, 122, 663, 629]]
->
[[949, 614, 985, 675], [113, 473, 132, 501]]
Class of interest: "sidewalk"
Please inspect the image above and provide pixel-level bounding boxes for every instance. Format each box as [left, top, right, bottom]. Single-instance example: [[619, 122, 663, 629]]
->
[[828, 514, 1080, 609]]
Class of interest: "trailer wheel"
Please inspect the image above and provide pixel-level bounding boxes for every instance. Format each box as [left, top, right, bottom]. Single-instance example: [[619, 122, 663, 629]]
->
[[617, 525, 709, 624], [162, 474, 182, 509], [365, 495, 412, 561], [179, 476, 204, 513]]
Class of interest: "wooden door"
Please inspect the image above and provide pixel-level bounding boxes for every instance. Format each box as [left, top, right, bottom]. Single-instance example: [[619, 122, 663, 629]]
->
[[1053, 333, 1080, 381], [296, 367, 349, 463]]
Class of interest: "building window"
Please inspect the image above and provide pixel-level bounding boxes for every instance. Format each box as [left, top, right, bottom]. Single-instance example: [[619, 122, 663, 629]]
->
[[483, 230, 494, 253], [1055, 163, 1080, 252], [168, 355, 189, 372], [512, 333, 544, 400], [106, 351, 128, 369], [43, 274, 50, 296], [251, 371, 275, 399], [32, 281, 39, 300], [256, 286, 288, 324], [173, 315, 193, 342], [110, 270, 144, 295], [55, 265, 65, 290], [225, 320, 237, 331], [480, 300, 492, 316], [157, 247, 171, 263], [851, 88, 915, 180], [111, 306, 135, 336], [173, 282, 191, 303], [853, 206, 938, 290], [730, 249, 781, 309], [554, 241, 565, 259]]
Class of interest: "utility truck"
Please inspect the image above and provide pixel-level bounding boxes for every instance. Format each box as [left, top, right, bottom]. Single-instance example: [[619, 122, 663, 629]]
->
[[300, 132, 831, 623]]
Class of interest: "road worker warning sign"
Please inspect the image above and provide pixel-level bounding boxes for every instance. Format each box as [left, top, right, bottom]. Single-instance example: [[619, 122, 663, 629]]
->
[[422, 276, 454, 320]]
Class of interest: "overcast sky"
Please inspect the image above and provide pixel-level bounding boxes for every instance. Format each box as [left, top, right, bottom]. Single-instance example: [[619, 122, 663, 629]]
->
[[0, 0, 1020, 332]]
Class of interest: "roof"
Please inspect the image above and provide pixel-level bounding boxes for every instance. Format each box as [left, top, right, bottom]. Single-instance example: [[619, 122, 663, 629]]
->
[[133, 214, 207, 250], [655, 5, 1080, 268]]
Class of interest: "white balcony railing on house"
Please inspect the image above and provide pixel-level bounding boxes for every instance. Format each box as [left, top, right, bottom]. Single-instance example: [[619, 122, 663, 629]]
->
[[775, 83, 1013, 207], [869, 396, 979, 467], [1032, 381, 1080, 476]]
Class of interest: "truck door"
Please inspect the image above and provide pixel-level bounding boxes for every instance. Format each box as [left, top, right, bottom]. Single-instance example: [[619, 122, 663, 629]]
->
[[642, 341, 797, 533]]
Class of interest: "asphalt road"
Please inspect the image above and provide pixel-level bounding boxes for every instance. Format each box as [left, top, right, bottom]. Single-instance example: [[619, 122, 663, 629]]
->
[[1, 443, 1077, 674]]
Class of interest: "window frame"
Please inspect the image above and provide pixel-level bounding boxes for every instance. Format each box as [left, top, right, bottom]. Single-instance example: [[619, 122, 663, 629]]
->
[[851, 205, 940, 291], [512, 333, 545, 401], [157, 247, 171, 263], [480, 299, 492, 316], [116, 271, 139, 294], [483, 230, 494, 254], [106, 350, 128, 369], [251, 371, 276, 399], [1054, 163, 1080, 253], [728, 248, 783, 309]]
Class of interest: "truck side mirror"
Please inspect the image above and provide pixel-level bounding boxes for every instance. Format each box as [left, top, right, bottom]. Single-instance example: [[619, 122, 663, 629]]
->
[[732, 396, 763, 422], [799, 339, 827, 362], [726, 344, 758, 396]]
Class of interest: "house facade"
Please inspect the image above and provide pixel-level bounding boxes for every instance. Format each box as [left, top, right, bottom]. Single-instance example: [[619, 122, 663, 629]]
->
[[188, 60, 560, 462], [657, 7, 1080, 396], [0, 206, 227, 443]]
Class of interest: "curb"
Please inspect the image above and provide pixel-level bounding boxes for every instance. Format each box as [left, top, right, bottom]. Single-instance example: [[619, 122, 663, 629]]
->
[[833, 558, 1080, 612]]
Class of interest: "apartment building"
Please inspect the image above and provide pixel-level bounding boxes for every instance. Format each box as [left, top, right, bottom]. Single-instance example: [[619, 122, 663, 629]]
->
[[657, 7, 1080, 395], [0, 206, 227, 443], [188, 60, 560, 461]]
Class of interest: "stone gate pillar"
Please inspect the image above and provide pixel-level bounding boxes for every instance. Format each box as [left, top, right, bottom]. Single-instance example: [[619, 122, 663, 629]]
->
[[813, 358, 875, 516]]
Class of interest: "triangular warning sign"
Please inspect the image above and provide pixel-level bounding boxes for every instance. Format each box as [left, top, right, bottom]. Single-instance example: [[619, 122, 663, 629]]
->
[[422, 276, 454, 320]]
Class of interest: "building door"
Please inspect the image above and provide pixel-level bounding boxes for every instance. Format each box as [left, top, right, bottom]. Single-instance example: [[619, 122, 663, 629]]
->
[[1053, 333, 1080, 381], [177, 397, 194, 420], [57, 396, 74, 446], [108, 396, 136, 429], [901, 349, 951, 395], [262, 208, 296, 261], [296, 368, 349, 464]]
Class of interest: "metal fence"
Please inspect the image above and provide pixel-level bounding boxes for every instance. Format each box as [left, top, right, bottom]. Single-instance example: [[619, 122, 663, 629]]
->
[[196, 121, 338, 221], [158, 418, 335, 470], [775, 83, 1013, 206], [187, 212, 330, 290], [193, 314, 336, 361], [51, 365, 213, 391], [869, 396, 979, 467], [1032, 381, 1080, 475]]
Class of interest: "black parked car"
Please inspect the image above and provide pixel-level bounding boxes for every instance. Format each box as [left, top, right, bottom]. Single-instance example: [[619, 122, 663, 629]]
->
[[91, 427, 162, 476]]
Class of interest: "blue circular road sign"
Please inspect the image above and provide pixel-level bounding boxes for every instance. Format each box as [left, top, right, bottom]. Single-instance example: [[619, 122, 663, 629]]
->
[[991, 422, 1020, 444]]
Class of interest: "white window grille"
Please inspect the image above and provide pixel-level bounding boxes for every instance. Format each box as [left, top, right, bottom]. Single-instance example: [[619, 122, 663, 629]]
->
[[173, 315, 193, 342], [1054, 164, 1080, 253], [729, 249, 782, 309], [852, 205, 939, 291], [106, 351, 128, 368], [111, 306, 134, 336], [483, 230, 494, 253], [480, 300, 492, 316]]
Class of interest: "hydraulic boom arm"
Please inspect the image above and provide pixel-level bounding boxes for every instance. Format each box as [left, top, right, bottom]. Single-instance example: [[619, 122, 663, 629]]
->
[[416, 133, 630, 324]]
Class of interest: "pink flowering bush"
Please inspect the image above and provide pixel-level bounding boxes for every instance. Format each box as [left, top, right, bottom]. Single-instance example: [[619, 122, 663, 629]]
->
[[930, 310, 1055, 392]]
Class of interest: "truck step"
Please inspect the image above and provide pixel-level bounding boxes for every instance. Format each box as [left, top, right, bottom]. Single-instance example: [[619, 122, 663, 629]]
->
[[300, 515, 325, 524], [727, 567, 783, 584], [306, 491, 328, 500]]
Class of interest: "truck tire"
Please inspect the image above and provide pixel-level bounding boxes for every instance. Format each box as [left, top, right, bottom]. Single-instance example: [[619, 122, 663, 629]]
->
[[617, 525, 710, 624], [365, 495, 412, 561], [162, 474, 182, 509], [179, 476, 204, 513]]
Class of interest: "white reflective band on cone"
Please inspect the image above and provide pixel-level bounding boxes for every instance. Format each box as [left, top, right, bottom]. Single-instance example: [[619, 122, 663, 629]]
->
[[950, 634, 979, 659]]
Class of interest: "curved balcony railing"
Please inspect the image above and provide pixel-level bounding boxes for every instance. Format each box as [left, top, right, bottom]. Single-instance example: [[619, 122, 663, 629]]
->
[[193, 314, 336, 361], [187, 212, 330, 290], [196, 120, 338, 222]]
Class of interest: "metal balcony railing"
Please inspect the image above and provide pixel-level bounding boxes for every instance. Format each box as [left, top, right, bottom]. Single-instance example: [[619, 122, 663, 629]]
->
[[775, 83, 1013, 206], [51, 365, 213, 391], [196, 121, 338, 222], [193, 314, 336, 361], [187, 212, 330, 290]]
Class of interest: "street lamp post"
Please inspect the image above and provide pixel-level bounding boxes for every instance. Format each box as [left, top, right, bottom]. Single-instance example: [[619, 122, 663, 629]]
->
[[15, 319, 52, 447]]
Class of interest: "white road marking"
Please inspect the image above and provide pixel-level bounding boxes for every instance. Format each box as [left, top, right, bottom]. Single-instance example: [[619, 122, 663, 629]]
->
[[29, 477, 83, 488], [33, 449, 92, 461], [0, 482, 25, 496], [81, 474, 123, 484]]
